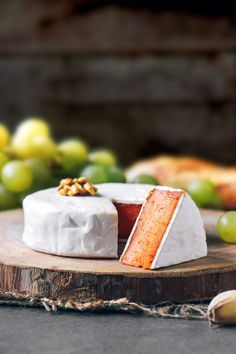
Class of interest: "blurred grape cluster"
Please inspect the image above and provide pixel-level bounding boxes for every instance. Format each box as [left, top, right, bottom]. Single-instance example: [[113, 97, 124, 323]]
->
[[0, 118, 223, 213], [0, 118, 130, 211]]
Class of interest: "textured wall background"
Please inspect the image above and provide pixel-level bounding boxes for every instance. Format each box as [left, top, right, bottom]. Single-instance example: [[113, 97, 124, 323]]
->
[[0, 0, 235, 165]]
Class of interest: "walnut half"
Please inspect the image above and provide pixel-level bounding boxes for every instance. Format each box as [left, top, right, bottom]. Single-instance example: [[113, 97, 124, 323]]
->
[[57, 177, 97, 197]]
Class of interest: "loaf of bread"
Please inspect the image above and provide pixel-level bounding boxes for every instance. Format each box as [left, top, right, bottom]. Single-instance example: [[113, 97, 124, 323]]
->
[[126, 156, 236, 209]]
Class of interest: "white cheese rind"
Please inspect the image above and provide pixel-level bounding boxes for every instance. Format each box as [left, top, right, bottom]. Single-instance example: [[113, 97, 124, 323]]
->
[[23, 188, 118, 258], [151, 193, 207, 269], [96, 183, 155, 204]]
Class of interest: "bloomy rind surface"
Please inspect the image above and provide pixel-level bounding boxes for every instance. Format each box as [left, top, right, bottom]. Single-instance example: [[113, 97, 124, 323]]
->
[[23, 188, 118, 258]]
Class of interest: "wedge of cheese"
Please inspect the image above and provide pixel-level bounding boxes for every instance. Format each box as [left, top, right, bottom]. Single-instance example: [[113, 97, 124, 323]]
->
[[23, 188, 118, 258], [96, 183, 154, 239], [120, 187, 207, 269]]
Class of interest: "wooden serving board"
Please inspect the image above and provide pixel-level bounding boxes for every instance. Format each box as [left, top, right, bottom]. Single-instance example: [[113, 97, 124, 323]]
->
[[0, 209, 235, 305]]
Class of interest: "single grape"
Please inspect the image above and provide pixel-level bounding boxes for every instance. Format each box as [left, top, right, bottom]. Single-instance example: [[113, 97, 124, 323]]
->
[[0, 124, 10, 150], [31, 135, 56, 159], [58, 139, 88, 172], [12, 134, 56, 159], [210, 191, 223, 209], [2, 161, 33, 192], [0, 151, 9, 176], [217, 211, 236, 243], [106, 166, 126, 183], [12, 118, 52, 159], [25, 158, 52, 182], [187, 179, 220, 208], [89, 149, 117, 167], [0, 184, 19, 210], [131, 174, 158, 185], [12, 134, 32, 158], [14, 118, 50, 139], [80, 165, 109, 184]]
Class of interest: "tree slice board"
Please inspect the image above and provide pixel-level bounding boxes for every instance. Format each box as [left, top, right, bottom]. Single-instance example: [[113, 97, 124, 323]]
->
[[0, 209, 235, 305]]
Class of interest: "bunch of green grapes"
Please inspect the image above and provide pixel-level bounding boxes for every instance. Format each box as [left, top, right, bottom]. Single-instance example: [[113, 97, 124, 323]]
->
[[0, 118, 130, 211]]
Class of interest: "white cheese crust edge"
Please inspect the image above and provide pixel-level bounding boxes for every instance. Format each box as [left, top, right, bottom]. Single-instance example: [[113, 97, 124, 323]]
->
[[22, 188, 118, 259]]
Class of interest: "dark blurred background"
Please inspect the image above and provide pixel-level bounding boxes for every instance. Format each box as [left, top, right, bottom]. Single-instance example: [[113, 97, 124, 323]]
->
[[0, 0, 235, 166]]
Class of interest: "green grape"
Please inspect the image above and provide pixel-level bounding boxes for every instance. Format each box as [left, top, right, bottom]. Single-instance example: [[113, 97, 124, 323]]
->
[[58, 139, 88, 172], [12, 118, 52, 159], [217, 211, 236, 243], [210, 191, 223, 209], [0, 151, 9, 176], [187, 179, 220, 208], [2, 161, 33, 192], [131, 174, 158, 185], [12, 134, 31, 158], [106, 166, 126, 183], [89, 149, 117, 167], [25, 158, 52, 182], [12, 135, 56, 159], [31, 136, 56, 159], [80, 165, 109, 184], [14, 118, 50, 139], [0, 184, 19, 210], [0, 124, 10, 150]]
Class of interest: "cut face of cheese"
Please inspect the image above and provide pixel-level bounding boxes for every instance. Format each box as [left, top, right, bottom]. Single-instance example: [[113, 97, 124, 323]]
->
[[120, 187, 207, 269], [96, 183, 154, 204], [96, 183, 154, 238], [23, 188, 118, 258]]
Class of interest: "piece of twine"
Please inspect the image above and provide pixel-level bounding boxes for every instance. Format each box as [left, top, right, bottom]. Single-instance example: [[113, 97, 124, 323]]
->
[[0, 289, 208, 320]]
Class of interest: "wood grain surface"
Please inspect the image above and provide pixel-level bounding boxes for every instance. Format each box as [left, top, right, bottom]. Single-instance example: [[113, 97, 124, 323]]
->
[[0, 5, 233, 54], [0, 209, 235, 304]]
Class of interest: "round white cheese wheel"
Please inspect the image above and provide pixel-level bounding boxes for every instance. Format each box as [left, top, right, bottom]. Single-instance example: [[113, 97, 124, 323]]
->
[[23, 188, 118, 258]]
